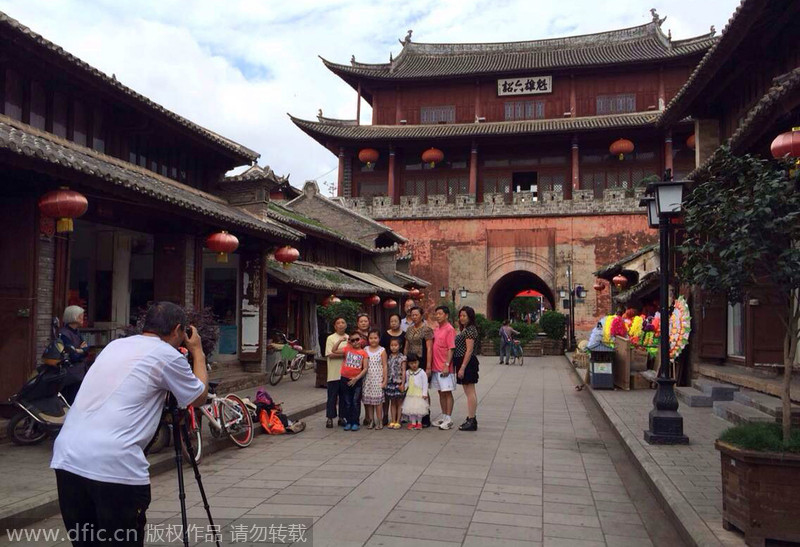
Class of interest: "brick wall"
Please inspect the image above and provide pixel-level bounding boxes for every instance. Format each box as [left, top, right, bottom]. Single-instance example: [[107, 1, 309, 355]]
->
[[35, 235, 55, 359]]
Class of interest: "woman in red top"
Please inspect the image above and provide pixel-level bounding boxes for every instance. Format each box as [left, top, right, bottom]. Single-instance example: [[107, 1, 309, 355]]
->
[[340, 332, 369, 431]]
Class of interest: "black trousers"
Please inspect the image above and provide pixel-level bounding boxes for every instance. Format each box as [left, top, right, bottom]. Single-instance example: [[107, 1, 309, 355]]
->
[[56, 469, 150, 547], [326, 379, 346, 419]]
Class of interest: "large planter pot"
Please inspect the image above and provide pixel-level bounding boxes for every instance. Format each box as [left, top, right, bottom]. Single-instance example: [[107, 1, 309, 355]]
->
[[715, 440, 800, 546]]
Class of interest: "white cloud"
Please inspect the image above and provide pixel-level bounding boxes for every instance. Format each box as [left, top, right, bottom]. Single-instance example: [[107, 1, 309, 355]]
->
[[0, 0, 739, 191]]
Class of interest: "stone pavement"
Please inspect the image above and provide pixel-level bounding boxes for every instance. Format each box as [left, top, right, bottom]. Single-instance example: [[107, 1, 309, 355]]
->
[[0, 370, 325, 531], [2, 356, 688, 546], [586, 379, 745, 546]]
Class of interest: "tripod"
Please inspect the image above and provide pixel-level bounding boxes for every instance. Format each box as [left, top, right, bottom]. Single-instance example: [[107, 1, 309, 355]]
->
[[167, 394, 220, 547]]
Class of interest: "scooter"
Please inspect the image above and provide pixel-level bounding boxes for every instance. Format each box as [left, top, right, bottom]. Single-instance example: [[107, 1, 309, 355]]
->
[[6, 319, 72, 445]]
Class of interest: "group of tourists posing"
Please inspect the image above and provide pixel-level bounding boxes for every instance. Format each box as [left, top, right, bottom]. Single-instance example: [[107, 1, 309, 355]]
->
[[324, 300, 480, 432]]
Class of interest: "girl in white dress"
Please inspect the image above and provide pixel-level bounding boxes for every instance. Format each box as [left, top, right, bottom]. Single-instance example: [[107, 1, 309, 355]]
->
[[363, 329, 387, 429], [402, 353, 429, 430]]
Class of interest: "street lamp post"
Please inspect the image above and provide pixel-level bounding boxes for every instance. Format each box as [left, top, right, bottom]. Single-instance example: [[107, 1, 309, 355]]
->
[[566, 265, 577, 351], [643, 178, 689, 445]]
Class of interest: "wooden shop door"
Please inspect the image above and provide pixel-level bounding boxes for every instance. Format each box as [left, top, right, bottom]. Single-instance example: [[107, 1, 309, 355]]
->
[[0, 196, 37, 399]]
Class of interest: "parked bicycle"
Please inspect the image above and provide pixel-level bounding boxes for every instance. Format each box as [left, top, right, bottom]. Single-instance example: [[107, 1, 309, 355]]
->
[[268, 331, 315, 386]]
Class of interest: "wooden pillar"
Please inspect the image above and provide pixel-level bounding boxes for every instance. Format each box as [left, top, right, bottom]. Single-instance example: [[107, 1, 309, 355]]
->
[[53, 235, 70, 318], [469, 142, 478, 196], [474, 80, 481, 120], [239, 251, 263, 365], [664, 133, 673, 177], [388, 147, 397, 205], [658, 67, 665, 110], [569, 75, 576, 117], [337, 147, 345, 197], [356, 82, 362, 126], [395, 86, 401, 124], [569, 136, 579, 199]]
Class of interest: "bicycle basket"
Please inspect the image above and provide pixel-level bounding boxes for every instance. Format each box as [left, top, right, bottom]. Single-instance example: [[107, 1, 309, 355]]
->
[[280, 344, 298, 361]]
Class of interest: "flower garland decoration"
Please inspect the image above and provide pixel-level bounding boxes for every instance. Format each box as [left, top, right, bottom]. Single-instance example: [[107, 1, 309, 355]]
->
[[610, 315, 628, 338], [669, 296, 691, 361], [601, 315, 615, 346], [627, 315, 644, 344]]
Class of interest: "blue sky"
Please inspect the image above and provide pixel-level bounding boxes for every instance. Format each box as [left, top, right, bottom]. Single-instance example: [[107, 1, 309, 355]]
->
[[0, 0, 740, 192]]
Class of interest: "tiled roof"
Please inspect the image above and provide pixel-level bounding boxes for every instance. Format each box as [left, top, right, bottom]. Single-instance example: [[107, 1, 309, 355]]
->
[[266, 202, 378, 254], [266, 260, 379, 296], [614, 271, 659, 304], [594, 244, 657, 278], [0, 116, 302, 240], [392, 270, 431, 288], [290, 111, 661, 143], [658, 0, 770, 127], [0, 11, 259, 163], [323, 22, 715, 82], [223, 165, 288, 184], [337, 268, 408, 296]]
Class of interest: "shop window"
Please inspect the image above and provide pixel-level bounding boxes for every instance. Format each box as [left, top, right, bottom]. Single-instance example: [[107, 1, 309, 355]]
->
[[727, 302, 744, 357], [596, 93, 636, 115], [420, 105, 455, 124]]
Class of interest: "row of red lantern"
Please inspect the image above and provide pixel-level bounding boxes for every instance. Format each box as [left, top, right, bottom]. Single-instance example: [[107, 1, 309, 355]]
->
[[320, 294, 401, 309], [358, 148, 444, 168], [609, 134, 699, 161], [593, 274, 629, 292]]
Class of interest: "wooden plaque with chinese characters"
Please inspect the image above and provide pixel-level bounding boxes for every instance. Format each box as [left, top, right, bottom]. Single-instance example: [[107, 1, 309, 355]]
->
[[497, 76, 552, 96]]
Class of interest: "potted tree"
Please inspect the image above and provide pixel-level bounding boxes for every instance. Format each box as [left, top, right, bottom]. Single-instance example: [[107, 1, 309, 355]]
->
[[681, 147, 800, 546]]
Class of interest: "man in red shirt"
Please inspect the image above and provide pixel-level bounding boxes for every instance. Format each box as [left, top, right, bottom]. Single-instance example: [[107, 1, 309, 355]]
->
[[431, 306, 456, 430], [340, 333, 369, 431]]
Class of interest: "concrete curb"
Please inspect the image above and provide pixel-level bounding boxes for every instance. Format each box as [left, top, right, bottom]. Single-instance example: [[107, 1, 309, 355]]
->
[[0, 400, 327, 533], [565, 355, 724, 547]]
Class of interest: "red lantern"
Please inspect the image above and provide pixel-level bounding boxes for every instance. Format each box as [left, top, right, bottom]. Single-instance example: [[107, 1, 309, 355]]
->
[[365, 294, 381, 307], [274, 245, 300, 269], [358, 148, 379, 168], [593, 280, 605, 292], [322, 295, 341, 307], [612, 274, 628, 290], [38, 187, 88, 233], [205, 231, 239, 263], [408, 287, 421, 300], [771, 127, 800, 160], [686, 134, 696, 150], [421, 147, 444, 167], [609, 138, 634, 160], [383, 298, 398, 309]]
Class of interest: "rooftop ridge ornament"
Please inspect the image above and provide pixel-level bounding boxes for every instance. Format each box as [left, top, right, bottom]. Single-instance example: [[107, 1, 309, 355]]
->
[[350, 55, 356, 65], [400, 29, 413, 46], [650, 8, 666, 26]]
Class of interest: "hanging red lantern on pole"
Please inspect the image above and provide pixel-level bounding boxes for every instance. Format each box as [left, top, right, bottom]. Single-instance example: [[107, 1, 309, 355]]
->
[[274, 245, 300, 269], [408, 287, 421, 300], [205, 231, 239, 263], [612, 274, 628, 290], [322, 294, 341, 307], [38, 187, 88, 233], [365, 294, 381, 307], [383, 298, 398, 309], [771, 127, 800, 160], [593, 280, 606, 292], [358, 148, 380, 168], [421, 147, 444, 168], [609, 138, 635, 160], [686, 134, 696, 150]]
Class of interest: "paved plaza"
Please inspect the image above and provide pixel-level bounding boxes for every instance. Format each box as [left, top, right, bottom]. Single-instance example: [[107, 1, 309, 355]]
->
[[2, 357, 687, 546]]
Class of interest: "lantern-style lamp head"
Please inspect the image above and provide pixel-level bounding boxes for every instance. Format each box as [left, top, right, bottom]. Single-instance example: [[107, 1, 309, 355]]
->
[[439, 287, 448, 299], [558, 287, 568, 299], [575, 285, 587, 300], [459, 287, 468, 299], [649, 180, 686, 217], [639, 196, 659, 228]]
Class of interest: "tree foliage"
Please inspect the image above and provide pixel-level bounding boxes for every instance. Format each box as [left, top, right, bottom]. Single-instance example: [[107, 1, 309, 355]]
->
[[317, 299, 363, 334], [540, 311, 566, 341], [680, 146, 800, 441]]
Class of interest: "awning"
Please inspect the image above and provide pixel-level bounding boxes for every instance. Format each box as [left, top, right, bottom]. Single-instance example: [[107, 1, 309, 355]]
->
[[266, 260, 377, 296], [392, 270, 431, 288], [338, 268, 408, 296], [516, 289, 544, 297]]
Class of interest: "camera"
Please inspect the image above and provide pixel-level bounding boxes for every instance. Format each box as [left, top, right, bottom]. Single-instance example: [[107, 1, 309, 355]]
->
[[185, 326, 192, 338]]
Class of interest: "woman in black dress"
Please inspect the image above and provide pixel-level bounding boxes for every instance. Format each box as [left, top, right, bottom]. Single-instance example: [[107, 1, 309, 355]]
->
[[380, 313, 405, 354], [454, 306, 479, 431]]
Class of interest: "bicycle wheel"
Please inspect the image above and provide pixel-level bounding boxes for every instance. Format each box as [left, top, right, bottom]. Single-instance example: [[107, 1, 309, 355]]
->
[[222, 394, 253, 447], [268, 361, 285, 386], [289, 356, 304, 381], [144, 421, 169, 455], [182, 408, 203, 464]]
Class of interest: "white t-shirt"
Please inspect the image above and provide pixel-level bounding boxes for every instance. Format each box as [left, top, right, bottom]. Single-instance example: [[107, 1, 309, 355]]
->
[[51, 335, 205, 486]]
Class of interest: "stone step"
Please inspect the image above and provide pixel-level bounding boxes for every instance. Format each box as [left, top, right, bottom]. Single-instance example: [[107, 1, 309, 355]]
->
[[733, 389, 800, 424], [713, 401, 774, 426], [692, 379, 739, 401], [675, 386, 714, 407]]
